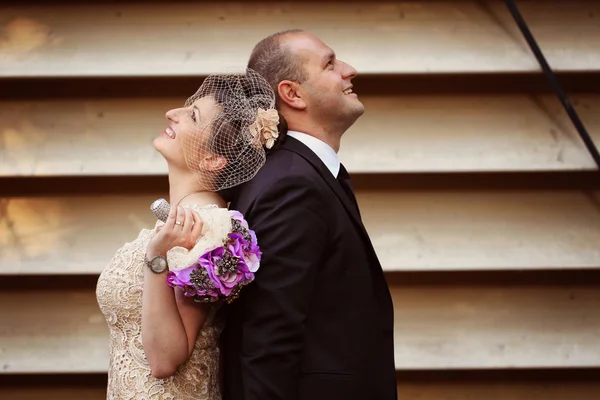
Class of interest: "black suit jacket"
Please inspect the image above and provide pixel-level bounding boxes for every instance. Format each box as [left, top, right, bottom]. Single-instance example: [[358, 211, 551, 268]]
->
[[221, 137, 396, 400]]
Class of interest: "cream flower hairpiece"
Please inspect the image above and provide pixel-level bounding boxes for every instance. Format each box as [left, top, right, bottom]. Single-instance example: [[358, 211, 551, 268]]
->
[[249, 108, 280, 149]]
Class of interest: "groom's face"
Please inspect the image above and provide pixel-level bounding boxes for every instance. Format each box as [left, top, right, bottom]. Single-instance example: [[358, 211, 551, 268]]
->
[[289, 33, 364, 130]]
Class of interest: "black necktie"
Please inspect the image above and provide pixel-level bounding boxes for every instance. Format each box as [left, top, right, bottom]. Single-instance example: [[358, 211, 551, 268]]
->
[[337, 164, 361, 215]]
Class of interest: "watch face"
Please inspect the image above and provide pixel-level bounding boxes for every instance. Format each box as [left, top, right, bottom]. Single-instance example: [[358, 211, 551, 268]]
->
[[150, 256, 168, 273]]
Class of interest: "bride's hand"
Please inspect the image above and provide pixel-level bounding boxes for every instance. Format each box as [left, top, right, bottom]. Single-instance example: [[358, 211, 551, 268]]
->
[[147, 205, 204, 257]]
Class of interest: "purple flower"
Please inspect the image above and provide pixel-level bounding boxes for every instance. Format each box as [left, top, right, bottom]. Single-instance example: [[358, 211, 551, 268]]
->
[[247, 230, 261, 265], [199, 243, 246, 297], [245, 252, 260, 273], [229, 210, 249, 229], [226, 233, 258, 277], [167, 262, 219, 299], [228, 233, 246, 253], [199, 246, 224, 290], [166, 263, 197, 290]]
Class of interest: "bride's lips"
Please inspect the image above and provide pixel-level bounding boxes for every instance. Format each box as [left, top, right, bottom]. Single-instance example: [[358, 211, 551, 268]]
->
[[162, 126, 176, 139]]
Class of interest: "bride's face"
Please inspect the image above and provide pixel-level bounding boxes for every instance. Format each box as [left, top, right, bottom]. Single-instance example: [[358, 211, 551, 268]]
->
[[154, 95, 220, 171]]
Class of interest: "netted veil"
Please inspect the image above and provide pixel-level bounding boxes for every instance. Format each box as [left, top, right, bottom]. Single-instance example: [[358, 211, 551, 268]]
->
[[182, 68, 279, 191]]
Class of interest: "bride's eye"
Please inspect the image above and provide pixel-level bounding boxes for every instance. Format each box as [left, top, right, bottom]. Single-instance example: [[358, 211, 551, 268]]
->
[[190, 110, 196, 122]]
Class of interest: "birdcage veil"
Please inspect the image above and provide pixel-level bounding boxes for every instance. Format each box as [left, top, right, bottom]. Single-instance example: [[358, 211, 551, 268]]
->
[[181, 68, 278, 191]]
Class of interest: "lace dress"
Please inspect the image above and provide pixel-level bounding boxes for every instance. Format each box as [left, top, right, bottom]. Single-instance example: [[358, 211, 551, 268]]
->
[[96, 205, 226, 400]]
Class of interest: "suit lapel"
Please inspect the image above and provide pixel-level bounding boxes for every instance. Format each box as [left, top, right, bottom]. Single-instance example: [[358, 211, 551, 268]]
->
[[282, 137, 393, 311], [282, 137, 369, 239]]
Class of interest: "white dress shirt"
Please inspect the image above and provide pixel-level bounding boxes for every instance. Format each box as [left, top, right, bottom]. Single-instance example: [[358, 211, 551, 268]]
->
[[287, 130, 340, 178]]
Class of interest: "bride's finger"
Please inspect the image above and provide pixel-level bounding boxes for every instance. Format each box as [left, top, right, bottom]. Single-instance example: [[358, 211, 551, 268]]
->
[[174, 206, 186, 230], [166, 203, 178, 227], [183, 207, 194, 232], [191, 210, 204, 238]]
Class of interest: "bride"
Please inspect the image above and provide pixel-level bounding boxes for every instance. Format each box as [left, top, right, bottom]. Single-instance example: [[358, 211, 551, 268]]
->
[[96, 69, 283, 399]]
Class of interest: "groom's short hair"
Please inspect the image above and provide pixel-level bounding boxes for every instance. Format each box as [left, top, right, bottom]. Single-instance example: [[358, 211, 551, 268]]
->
[[248, 29, 308, 106]]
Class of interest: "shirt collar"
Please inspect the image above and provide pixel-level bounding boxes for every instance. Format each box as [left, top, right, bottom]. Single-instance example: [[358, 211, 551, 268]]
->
[[287, 131, 340, 177]]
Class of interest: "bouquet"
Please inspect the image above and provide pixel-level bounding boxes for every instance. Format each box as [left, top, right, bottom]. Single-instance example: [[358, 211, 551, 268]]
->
[[166, 210, 261, 304]]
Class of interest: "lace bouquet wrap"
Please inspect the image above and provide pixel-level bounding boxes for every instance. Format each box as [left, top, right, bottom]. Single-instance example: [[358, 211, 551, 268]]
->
[[165, 206, 261, 304]]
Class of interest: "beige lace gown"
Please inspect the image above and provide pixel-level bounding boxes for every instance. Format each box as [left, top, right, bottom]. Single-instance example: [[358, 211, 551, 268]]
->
[[96, 208, 225, 400]]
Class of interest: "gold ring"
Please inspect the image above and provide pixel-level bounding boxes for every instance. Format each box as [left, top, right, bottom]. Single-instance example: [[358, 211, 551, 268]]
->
[[175, 221, 183, 225]]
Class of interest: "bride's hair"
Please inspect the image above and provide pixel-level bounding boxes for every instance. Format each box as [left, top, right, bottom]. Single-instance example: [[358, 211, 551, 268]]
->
[[182, 68, 284, 192]]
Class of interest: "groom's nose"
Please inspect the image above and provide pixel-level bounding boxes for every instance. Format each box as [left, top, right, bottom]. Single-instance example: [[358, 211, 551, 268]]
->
[[340, 60, 358, 80]]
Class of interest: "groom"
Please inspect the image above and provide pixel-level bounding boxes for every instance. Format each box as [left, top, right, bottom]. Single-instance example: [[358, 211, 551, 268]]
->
[[221, 30, 397, 399]]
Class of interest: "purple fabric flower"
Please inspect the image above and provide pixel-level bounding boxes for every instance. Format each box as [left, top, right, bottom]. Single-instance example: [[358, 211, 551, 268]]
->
[[167, 260, 220, 299], [199, 241, 245, 297], [246, 230, 261, 272], [229, 210, 249, 229], [199, 246, 226, 293]]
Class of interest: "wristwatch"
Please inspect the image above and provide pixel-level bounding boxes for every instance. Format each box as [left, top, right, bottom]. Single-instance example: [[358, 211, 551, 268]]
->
[[145, 254, 169, 274]]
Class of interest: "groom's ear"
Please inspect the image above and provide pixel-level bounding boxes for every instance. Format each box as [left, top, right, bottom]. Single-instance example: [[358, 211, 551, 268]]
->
[[278, 80, 307, 110]]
